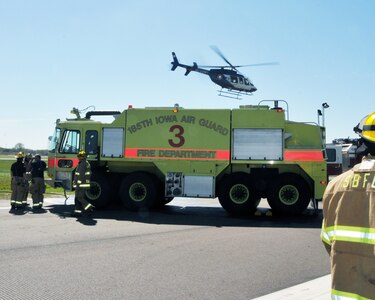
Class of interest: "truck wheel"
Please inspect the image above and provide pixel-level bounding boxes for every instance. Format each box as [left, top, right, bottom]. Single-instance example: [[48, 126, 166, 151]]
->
[[218, 174, 260, 215], [120, 172, 157, 211], [151, 182, 173, 208], [267, 174, 310, 215], [153, 196, 174, 208], [85, 172, 112, 209]]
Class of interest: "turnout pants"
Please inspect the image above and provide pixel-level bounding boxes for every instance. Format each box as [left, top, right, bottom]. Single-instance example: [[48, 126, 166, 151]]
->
[[30, 177, 46, 208], [74, 187, 94, 215], [11, 176, 28, 208]]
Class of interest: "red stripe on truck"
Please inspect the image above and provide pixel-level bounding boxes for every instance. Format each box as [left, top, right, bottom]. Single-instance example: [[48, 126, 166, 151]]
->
[[124, 148, 230, 160], [48, 158, 56, 169], [48, 158, 79, 168], [284, 150, 324, 161]]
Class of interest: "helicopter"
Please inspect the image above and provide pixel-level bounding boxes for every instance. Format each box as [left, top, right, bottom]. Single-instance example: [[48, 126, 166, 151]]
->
[[171, 46, 278, 98]]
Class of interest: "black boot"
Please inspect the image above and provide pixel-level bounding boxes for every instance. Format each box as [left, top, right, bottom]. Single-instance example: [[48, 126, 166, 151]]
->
[[85, 206, 95, 217]]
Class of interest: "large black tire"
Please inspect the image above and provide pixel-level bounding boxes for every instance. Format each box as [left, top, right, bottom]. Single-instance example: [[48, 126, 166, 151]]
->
[[85, 172, 112, 209], [218, 173, 260, 215], [267, 174, 311, 215], [119, 172, 158, 211], [154, 195, 174, 208], [152, 181, 173, 208]]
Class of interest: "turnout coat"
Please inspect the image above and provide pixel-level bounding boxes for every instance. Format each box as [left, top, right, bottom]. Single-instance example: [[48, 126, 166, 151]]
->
[[321, 156, 375, 299], [73, 160, 91, 189]]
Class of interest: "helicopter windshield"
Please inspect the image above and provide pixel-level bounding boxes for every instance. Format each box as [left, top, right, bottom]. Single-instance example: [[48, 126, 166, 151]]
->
[[244, 79, 250, 85]]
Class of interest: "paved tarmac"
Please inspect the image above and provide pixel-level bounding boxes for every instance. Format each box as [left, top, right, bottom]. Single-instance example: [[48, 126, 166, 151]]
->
[[1, 195, 332, 299], [253, 275, 331, 299]]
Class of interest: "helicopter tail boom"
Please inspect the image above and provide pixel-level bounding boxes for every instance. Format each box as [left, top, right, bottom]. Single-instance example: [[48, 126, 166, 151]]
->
[[171, 52, 200, 76]]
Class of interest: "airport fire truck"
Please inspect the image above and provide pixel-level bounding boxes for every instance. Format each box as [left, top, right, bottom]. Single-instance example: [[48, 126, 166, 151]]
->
[[47, 100, 327, 215]]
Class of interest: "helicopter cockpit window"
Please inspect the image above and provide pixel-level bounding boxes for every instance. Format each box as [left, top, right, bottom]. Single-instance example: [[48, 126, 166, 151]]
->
[[231, 76, 238, 83], [239, 77, 244, 84], [244, 79, 250, 85]]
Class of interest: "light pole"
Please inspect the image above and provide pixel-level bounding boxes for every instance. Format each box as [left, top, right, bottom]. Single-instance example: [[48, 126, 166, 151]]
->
[[317, 109, 322, 125], [322, 102, 329, 127]]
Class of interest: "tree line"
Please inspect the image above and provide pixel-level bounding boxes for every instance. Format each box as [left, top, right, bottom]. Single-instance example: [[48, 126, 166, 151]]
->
[[0, 143, 48, 156]]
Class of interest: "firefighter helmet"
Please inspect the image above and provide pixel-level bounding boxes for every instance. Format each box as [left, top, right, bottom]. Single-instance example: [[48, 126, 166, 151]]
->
[[362, 112, 375, 143], [354, 112, 375, 143], [77, 150, 87, 157], [15, 151, 25, 159]]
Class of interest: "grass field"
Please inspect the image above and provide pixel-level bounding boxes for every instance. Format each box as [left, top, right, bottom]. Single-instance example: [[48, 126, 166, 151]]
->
[[0, 155, 65, 196], [0, 159, 12, 193]]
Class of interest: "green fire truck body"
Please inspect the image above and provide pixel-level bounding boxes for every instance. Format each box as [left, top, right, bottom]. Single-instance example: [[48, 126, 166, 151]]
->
[[48, 100, 327, 215]]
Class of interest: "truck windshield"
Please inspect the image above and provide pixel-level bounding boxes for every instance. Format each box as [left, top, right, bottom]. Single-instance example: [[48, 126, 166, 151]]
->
[[60, 130, 80, 154], [48, 128, 61, 153]]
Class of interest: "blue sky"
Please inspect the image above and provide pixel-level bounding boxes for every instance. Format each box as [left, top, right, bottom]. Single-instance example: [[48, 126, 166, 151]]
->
[[0, 0, 374, 149]]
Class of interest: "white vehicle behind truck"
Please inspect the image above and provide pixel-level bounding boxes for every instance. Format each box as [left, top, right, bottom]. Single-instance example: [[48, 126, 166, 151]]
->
[[326, 143, 343, 176], [326, 138, 361, 177]]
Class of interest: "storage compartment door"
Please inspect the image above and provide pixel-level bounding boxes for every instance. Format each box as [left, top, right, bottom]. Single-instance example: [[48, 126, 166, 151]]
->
[[102, 128, 124, 158], [232, 128, 283, 160], [184, 175, 214, 198]]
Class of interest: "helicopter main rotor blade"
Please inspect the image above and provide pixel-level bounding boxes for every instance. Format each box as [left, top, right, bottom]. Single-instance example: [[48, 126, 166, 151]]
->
[[199, 62, 279, 68], [198, 65, 232, 68], [210, 46, 279, 69], [210, 45, 236, 69], [233, 62, 279, 68]]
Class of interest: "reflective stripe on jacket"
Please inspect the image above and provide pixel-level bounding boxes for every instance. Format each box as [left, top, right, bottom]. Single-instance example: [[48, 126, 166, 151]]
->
[[321, 156, 375, 299], [73, 160, 91, 188]]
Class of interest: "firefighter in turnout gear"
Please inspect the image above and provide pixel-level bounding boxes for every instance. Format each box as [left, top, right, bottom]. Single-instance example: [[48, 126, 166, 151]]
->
[[10, 152, 27, 210], [29, 154, 47, 209], [72, 150, 94, 217], [321, 112, 375, 299], [23, 153, 33, 207]]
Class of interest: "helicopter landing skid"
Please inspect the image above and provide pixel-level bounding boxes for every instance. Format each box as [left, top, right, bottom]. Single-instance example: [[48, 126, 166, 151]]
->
[[217, 89, 252, 100]]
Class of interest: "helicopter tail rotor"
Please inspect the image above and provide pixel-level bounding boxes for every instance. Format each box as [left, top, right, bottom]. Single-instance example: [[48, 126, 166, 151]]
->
[[171, 52, 179, 71], [172, 52, 199, 76]]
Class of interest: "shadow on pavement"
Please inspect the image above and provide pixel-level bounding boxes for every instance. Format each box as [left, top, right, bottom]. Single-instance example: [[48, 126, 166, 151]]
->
[[48, 205, 97, 226], [29, 208, 48, 215], [75, 217, 97, 226], [46, 202, 323, 229]]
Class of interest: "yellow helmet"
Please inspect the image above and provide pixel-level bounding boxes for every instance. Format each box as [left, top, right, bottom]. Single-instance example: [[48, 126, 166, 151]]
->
[[15, 151, 25, 159], [77, 150, 87, 157], [355, 112, 375, 143]]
